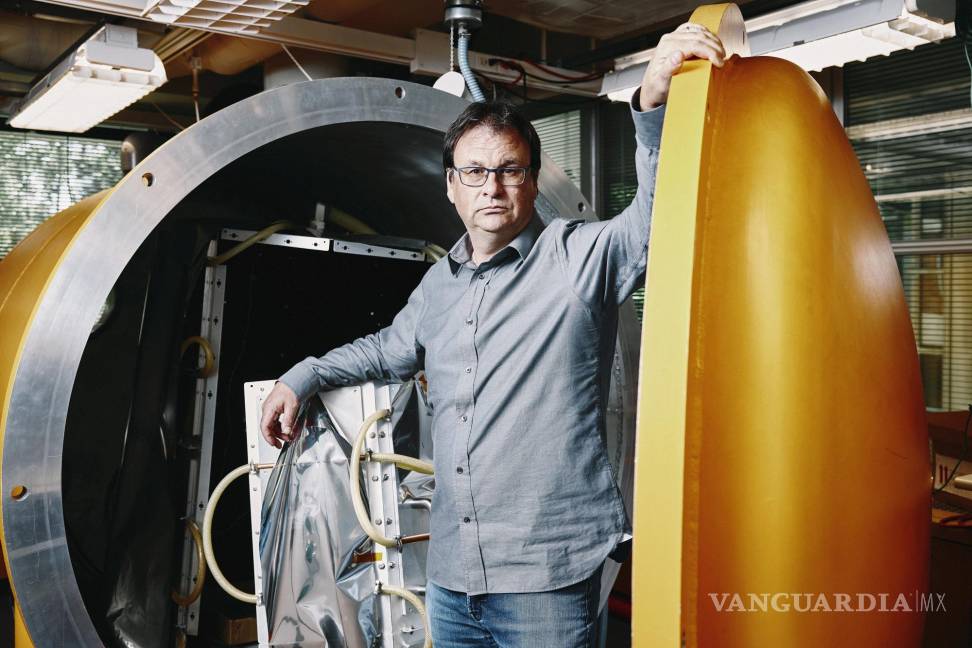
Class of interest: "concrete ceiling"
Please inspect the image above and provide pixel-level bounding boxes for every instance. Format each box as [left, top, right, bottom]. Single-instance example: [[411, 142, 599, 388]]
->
[[486, 0, 730, 40], [302, 0, 775, 41]]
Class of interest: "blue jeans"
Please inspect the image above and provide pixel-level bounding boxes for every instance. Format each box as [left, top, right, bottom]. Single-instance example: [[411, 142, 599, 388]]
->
[[425, 567, 602, 648]]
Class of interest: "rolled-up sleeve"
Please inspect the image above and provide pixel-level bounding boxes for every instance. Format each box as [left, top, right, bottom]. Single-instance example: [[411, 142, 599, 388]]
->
[[278, 280, 427, 401], [557, 93, 665, 307]]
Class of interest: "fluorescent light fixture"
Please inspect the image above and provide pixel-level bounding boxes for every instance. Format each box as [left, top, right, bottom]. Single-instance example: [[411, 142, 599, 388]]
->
[[750, 0, 954, 71], [9, 25, 166, 133], [601, 0, 954, 100]]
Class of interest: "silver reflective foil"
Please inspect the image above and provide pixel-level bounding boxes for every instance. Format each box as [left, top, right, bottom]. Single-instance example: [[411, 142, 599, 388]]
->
[[260, 400, 380, 647], [259, 383, 432, 647]]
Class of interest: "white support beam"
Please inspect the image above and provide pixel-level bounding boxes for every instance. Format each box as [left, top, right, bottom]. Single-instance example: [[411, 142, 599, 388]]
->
[[256, 16, 416, 66]]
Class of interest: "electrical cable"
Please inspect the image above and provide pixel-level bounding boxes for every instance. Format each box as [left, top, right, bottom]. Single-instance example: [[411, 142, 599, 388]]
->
[[522, 58, 604, 82], [489, 71, 603, 108], [281, 44, 314, 82], [148, 100, 187, 131], [487, 57, 602, 85], [190, 52, 202, 123]]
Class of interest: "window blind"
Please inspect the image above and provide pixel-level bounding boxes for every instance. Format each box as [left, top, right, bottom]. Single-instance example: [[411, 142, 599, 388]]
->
[[847, 37, 972, 410], [597, 100, 645, 315], [0, 131, 122, 258], [599, 101, 638, 220], [532, 109, 584, 191]]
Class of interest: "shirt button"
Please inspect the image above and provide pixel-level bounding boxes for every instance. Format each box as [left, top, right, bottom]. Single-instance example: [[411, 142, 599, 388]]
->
[[461, 415, 468, 422], [465, 367, 471, 373], [465, 319, 473, 325], [478, 274, 485, 280], [463, 517, 471, 523], [456, 467, 464, 474]]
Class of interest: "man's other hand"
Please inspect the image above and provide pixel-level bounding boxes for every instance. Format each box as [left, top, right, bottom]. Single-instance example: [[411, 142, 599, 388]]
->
[[260, 382, 299, 448], [639, 22, 726, 110]]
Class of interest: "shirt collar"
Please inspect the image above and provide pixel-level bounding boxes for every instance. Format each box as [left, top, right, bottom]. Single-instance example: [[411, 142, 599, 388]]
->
[[448, 215, 543, 275]]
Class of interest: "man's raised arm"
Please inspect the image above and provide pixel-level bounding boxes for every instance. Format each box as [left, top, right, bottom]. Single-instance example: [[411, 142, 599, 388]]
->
[[558, 22, 726, 307]]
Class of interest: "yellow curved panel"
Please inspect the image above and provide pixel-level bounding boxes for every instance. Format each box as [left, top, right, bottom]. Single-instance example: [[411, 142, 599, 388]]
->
[[633, 5, 928, 647], [0, 190, 110, 648]]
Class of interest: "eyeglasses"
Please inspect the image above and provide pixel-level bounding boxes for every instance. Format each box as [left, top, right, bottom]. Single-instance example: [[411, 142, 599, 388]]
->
[[452, 166, 530, 187]]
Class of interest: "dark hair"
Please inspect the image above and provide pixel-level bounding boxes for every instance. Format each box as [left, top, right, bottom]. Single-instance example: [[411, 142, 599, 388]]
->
[[443, 101, 541, 179]]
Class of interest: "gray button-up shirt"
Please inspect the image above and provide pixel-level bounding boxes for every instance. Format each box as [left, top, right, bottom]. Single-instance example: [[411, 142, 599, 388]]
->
[[280, 101, 665, 595]]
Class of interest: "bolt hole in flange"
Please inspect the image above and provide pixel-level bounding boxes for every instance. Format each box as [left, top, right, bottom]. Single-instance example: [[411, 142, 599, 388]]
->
[[10, 485, 28, 501], [142, 173, 154, 187], [577, 202, 586, 212], [395, 87, 406, 99]]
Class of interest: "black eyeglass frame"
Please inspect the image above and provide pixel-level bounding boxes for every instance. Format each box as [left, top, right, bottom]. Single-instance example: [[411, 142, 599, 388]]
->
[[451, 165, 531, 187]]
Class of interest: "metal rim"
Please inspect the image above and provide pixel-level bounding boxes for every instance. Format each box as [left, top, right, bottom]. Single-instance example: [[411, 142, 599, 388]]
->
[[2, 76, 634, 646]]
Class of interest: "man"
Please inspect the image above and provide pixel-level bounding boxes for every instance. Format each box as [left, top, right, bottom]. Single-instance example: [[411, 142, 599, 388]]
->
[[260, 22, 725, 648]]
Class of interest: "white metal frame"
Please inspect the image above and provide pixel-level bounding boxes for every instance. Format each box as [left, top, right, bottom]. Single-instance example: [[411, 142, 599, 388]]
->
[[177, 240, 227, 636], [242, 380, 423, 647], [221, 228, 430, 263], [242, 380, 275, 643], [181, 224, 433, 644]]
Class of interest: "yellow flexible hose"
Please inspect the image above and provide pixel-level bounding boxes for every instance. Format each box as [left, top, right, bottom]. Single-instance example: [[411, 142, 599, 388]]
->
[[329, 206, 444, 263], [350, 410, 398, 548], [171, 518, 207, 606], [369, 452, 434, 475], [349, 409, 436, 546], [422, 244, 447, 261], [329, 208, 378, 235], [179, 335, 215, 378], [203, 464, 258, 604], [380, 584, 433, 648], [201, 408, 433, 645], [208, 220, 296, 266]]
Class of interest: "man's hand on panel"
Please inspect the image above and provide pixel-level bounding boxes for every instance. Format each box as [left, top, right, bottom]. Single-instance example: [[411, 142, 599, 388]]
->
[[260, 381, 299, 448], [639, 22, 726, 111]]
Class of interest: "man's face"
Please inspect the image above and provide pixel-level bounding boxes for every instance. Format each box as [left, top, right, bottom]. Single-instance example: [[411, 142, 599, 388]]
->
[[446, 125, 538, 242]]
